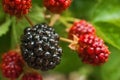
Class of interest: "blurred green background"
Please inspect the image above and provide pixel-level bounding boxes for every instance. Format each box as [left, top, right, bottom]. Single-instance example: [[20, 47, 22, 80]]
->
[[0, 0, 120, 80]]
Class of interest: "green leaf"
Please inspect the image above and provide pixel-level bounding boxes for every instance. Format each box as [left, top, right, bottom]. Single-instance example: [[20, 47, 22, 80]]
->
[[10, 17, 29, 49], [0, 30, 11, 53], [69, 0, 99, 19], [100, 46, 120, 80], [0, 7, 5, 23], [92, 0, 120, 29], [11, 18, 20, 49], [94, 22, 120, 50], [92, 0, 120, 23], [90, 0, 120, 50], [29, 5, 45, 24], [0, 19, 11, 37]]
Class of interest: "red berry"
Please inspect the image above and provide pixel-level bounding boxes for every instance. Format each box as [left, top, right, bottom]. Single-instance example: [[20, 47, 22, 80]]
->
[[68, 20, 96, 40], [22, 73, 43, 80], [1, 51, 23, 79], [78, 34, 110, 65], [2, 0, 32, 17], [43, 0, 72, 13]]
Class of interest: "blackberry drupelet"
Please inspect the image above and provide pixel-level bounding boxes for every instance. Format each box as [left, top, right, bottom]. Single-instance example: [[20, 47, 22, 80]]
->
[[20, 23, 62, 71]]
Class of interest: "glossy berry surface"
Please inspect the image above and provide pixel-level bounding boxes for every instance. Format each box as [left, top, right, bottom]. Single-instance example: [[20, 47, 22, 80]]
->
[[43, 0, 72, 13], [68, 20, 96, 40], [78, 34, 110, 65], [2, 0, 32, 17], [1, 51, 23, 79], [20, 23, 62, 71], [22, 73, 42, 80]]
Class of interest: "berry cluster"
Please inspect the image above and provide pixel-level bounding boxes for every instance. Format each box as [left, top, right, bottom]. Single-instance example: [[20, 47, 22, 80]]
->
[[1, 51, 23, 79], [78, 34, 110, 65], [0, 50, 43, 80], [20, 23, 62, 71], [43, 0, 72, 13], [2, 0, 71, 17], [68, 20, 110, 65], [68, 20, 96, 40], [0, 0, 111, 79], [2, 0, 32, 17]]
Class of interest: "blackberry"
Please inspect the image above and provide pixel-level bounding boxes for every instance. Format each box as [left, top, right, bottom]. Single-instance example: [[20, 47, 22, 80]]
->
[[20, 23, 62, 71], [68, 20, 96, 40], [43, 0, 72, 13], [1, 51, 23, 79], [22, 73, 42, 80], [2, 0, 32, 17], [78, 34, 110, 65]]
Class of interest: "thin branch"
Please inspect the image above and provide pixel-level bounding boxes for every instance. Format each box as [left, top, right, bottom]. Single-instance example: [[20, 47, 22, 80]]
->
[[24, 15, 34, 27], [49, 14, 60, 26], [60, 37, 73, 43]]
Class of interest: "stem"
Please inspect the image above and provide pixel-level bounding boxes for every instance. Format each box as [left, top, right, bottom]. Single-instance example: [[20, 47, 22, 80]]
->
[[65, 17, 80, 22], [59, 17, 80, 28], [24, 15, 34, 27], [60, 37, 73, 43], [14, 45, 21, 53], [49, 14, 60, 26], [59, 17, 72, 28]]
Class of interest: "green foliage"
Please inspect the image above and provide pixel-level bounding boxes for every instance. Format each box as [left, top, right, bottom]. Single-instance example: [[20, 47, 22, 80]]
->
[[100, 45, 120, 80], [0, 18, 11, 37], [0, 0, 120, 80]]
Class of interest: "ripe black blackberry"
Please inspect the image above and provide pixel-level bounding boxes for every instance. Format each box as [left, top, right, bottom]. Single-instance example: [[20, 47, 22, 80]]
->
[[20, 23, 62, 71]]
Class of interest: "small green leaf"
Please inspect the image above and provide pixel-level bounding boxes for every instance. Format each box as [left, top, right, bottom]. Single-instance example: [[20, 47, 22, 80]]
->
[[0, 19, 11, 37]]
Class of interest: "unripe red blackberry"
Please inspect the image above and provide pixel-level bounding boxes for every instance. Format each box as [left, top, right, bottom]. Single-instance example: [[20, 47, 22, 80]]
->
[[1, 51, 23, 79], [78, 34, 110, 65], [22, 73, 42, 80], [20, 23, 62, 71], [68, 20, 96, 40], [43, 0, 72, 13], [2, 0, 32, 17]]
